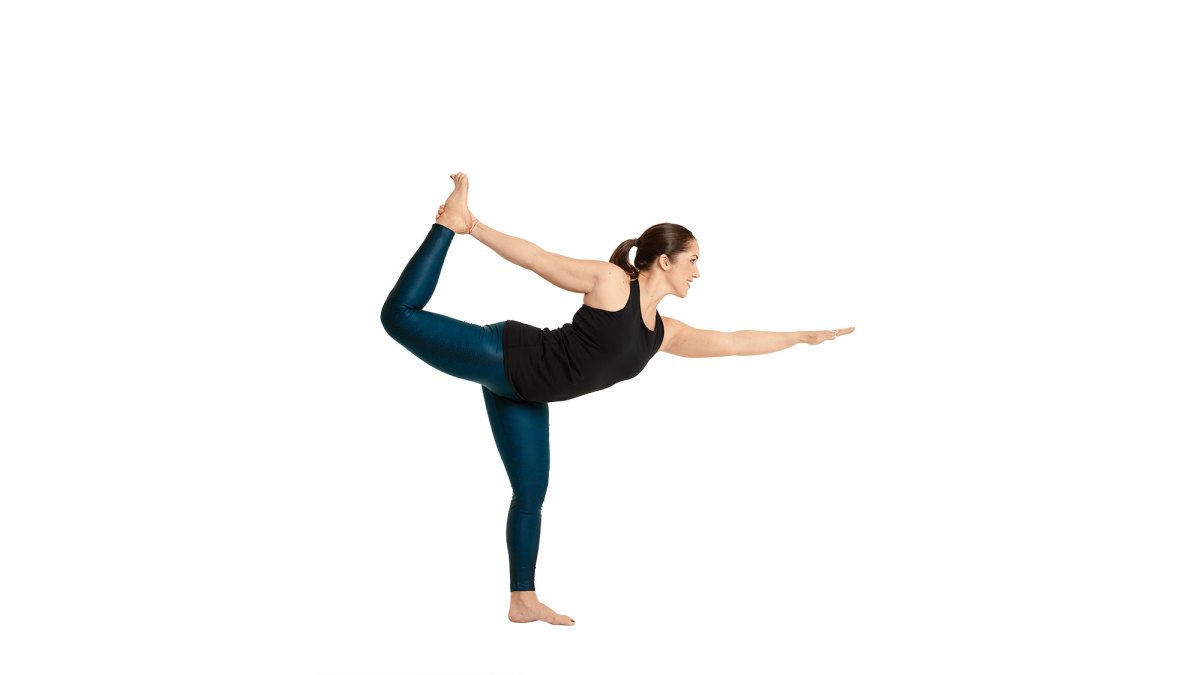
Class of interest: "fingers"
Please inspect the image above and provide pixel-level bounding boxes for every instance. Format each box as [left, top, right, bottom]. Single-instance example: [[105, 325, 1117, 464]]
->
[[818, 326, 855, 343]]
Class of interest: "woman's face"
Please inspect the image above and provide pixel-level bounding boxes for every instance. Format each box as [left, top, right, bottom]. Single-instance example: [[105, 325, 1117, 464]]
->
[[673, 240, 700, 298]]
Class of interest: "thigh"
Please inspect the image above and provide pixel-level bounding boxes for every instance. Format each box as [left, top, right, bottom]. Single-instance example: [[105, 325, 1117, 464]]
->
[[481, 385, 550, 499], [387, 309, 513, 395]]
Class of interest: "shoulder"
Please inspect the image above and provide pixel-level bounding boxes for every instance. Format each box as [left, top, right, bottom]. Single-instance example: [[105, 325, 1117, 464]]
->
[[659, 315, 686, 353], [530, 254, 623, 294], [582, 264, 632, 309], [588, 263, 630, 295], [595, 262, 628, 282], [579, 261, 628, 291]]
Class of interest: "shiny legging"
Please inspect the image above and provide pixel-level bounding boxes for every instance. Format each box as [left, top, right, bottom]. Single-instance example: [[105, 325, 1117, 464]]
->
[[380, 222, 550, 592]]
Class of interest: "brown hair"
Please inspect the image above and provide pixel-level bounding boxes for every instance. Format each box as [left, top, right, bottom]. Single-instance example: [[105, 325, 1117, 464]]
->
[[609, 222, 696, 280]]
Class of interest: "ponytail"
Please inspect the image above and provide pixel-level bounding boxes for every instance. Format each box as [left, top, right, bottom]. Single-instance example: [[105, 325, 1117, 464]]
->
[[608, 223, 695, 281], [609, 238, 640, 279]]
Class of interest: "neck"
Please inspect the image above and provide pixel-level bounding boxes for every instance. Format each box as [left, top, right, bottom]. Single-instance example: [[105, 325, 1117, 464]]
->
[[636, 273, 666, 314]]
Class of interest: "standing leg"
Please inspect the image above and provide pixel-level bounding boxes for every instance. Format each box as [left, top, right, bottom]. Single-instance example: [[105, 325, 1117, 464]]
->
[[480, 385, 575, 626]]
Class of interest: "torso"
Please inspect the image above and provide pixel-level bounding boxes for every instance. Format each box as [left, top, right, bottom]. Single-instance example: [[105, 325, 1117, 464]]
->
[[582, 272, 658, 332], [503, 268, 666, 403]]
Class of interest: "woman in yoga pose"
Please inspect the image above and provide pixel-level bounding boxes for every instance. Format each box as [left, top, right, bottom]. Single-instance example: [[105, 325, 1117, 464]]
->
[[380, 173, 854, 626]]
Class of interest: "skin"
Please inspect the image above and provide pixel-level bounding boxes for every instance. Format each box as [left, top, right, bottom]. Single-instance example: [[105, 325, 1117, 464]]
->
[[435, 175, 577, 626], [432, 172, 853, 625], [581, 236, 700, 331], [437, 175, 852, 353]]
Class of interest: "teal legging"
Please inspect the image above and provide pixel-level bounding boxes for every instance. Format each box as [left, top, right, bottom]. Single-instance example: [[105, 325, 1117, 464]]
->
[[381, 222, 550, 592]]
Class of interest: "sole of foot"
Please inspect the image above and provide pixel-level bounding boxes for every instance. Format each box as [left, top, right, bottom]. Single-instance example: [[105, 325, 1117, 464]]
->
[[435, 172, 474, 234]]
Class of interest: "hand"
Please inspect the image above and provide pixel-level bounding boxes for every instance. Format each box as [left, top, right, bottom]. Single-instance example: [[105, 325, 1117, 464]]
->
[[435, 202, 479, 235], [804, 326, 855, 345]]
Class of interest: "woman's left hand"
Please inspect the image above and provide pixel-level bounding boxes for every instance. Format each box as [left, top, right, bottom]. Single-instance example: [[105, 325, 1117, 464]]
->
[[805, 326, 855, 345]]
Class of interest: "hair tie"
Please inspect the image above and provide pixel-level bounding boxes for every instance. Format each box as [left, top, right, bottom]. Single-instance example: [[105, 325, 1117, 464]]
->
[[634, 238, 640, 247]]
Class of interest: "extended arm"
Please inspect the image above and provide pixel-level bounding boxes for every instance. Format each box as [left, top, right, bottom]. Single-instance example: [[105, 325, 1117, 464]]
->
[[661, 317, 854, 357], [469, 219, 542, 269], [470, 218, 615, 293]]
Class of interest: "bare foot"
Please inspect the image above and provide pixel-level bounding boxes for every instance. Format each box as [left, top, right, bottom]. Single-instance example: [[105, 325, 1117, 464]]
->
[[434, 172, 477, 234], [508, 591, 575, 626]]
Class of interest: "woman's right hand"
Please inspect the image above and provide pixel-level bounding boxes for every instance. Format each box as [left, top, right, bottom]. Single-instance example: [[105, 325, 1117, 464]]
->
[[435, 202, 478, 235]]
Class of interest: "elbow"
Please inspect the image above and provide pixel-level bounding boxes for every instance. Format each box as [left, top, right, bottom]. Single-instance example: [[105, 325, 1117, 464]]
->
[[522, 247, 545, 271]]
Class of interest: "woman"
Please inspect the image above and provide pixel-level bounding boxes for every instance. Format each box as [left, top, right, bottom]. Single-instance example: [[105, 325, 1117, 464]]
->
[[381, 173, 854, 626]]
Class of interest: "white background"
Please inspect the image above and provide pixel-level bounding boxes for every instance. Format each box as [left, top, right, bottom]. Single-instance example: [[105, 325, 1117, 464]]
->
[[2, 1, 1197, 674]]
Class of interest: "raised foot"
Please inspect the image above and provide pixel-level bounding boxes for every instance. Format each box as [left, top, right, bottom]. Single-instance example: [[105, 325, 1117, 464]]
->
[[508, 595, 575, 626], [434, 172, 476, 234]]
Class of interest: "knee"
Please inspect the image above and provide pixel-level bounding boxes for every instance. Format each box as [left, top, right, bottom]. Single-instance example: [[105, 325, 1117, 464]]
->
[[510, 486, 548, 513], [380, 300, 414, 341]]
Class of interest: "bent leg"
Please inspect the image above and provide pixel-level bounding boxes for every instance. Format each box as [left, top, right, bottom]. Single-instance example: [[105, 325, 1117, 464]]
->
[[383, 222, 455, 311], [481, 385, 550, 591], [381, 223, 516, 397]]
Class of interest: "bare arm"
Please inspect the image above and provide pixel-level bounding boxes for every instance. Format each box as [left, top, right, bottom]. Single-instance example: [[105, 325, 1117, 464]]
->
[[469, 219, 542, 270], [732, 330, 806, 356], [469, 218, 614, 293], [662, 317, 854, 357]]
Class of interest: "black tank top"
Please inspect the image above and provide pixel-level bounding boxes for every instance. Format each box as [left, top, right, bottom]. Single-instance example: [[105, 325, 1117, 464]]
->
[[503, 279, 665, 403]]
